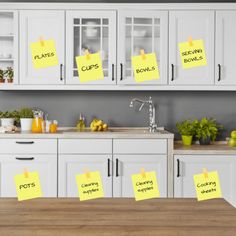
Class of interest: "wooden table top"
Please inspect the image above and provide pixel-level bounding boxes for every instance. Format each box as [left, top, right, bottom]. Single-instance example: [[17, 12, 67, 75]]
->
[[0, 198, 235, 236]]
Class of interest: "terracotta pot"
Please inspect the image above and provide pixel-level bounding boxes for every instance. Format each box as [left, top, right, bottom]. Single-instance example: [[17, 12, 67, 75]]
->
[[0, 79, 5, 83], [7, 78, 13, 83]]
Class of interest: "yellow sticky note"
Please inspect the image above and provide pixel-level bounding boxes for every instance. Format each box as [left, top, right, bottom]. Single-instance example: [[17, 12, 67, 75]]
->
[[179, 39, 207, 69], [194, 171, 222, 201], [132, 171, 160, 201], [30, 39, 59, 69], [76, 53, 104, 83], [14, 171, 42, 201], [76, 171, 104, 201], [131, 53, 160, 83]]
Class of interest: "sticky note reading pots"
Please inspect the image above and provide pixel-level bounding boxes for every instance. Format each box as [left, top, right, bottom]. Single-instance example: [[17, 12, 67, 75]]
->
[[30, 39, 59, 69], [179, 39, 207, 69], [131, 52, 160, 83], [14, 171, 42, 201], [194, 170, 222, 201], [76, 171, 104, 201], [76, 52, 104, 83], [132, 170, 160, 201]]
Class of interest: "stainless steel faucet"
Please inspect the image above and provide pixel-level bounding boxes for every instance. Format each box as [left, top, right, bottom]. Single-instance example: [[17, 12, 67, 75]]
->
[[130, 97, 158, 132]]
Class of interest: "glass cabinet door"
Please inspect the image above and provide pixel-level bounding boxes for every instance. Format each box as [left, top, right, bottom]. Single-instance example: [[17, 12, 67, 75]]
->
[[118, 11, 168, 85], [66, 11, 116, 85]]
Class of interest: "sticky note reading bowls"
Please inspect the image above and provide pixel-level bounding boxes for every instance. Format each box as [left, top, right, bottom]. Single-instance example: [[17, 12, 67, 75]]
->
[[30, 39, 59, 69], [14, 171, 42, 201], [76, 171, 104, 201], [179, 39, 207, 69], [131, 53, 160, 83], [132, 171, 160, 201], [194, 171, 222, 201], [76, 53, 104, 83]]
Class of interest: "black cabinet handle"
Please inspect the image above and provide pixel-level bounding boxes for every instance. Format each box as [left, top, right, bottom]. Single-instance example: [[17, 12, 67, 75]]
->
[[177, 159, 180, 177], [218, 64, 221, 81], [60, 64, 63, 81], [116, 158, 119, 177], [120, 63, 123, 81], [112, 64, 115, 81], [108, 159, 111, 177], [171, 64, 174, 81], [16, 157, 34, 161], [16, 141, 34, 144]]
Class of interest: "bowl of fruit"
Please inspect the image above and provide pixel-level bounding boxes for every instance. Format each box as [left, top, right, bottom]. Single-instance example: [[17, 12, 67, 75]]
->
[[228, 130, 236, 147], [90, 118, 108, 132]]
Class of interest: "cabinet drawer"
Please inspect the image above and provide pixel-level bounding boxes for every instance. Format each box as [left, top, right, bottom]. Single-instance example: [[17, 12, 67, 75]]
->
[[113, 139, 167, 154], [0, 139, 57, 154], [59, 139, 112, 154]]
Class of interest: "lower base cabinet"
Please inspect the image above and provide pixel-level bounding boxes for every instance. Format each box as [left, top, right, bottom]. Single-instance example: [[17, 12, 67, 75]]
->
[[174, 155, 236, 205]]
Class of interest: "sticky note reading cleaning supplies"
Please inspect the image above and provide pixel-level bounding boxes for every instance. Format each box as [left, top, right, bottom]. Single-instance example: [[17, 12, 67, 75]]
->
[[30, 39, 59, 69], [194, 169, 222, 201], [179, 38, 207, 69], [76, 170, 104, 201], [76, 51, 104, 83], [132, 169, 160, 201], [14, 170, 42, 201], [131, 51, 160, 83]]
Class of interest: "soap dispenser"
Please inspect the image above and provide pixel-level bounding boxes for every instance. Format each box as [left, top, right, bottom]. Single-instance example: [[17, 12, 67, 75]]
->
[[76, 113, 86, 131]]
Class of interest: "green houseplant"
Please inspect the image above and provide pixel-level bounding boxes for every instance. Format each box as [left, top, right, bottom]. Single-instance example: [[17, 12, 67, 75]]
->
[[19, 107, 34, 131], [5, 67, 14, 83], [176, 120, 196, 146], [195, 117, 223, 145], [0, 69, 5, 83], [0, 110, 19, 126]]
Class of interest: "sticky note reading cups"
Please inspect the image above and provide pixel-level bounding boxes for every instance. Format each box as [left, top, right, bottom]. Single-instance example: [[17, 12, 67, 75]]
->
[[131, 52, 160, 83], [76, 52, 104, 83], [194, 170, 222, 201], [30, 39, 59, 69], [132, 170, 160, 201], [76, 171, 104, 201], [179, 39, 207, 69], [14, 171, 42, 201]]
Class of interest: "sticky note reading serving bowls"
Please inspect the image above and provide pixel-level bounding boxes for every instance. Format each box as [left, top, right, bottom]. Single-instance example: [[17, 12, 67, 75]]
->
[[131, 53, 159, 83], [194, 170, 222, 201], [14, 171, 42, 201], [179, 39, 207, 69], [132, 170, 160, 201], [76, 171, 104, 201], [30, 39, 59, 69], [76, 52, 104, 83]]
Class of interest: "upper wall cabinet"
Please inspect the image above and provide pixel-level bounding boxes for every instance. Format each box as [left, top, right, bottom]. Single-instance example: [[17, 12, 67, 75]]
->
[[66, 11, 116, 85], [117, 10, 168, 85], [169, 11, 214, 85], [19, 11, 65, 85], [216, 11, 236, 85]]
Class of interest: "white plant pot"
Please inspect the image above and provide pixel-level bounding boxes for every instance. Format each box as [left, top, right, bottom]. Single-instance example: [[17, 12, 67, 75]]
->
[[1, 118, 14, 127], [20, 118, 33, 131]]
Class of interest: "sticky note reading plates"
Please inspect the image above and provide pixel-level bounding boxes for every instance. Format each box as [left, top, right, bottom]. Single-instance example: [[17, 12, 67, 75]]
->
[[131, 53, 160, 83], [76, 53, 104, 83], [179, 39, 207, 69], [194, 171, 222, 201], [14, 171, 42, 201], [76, 171, 104, 201], [30, 39, 59, 69], [132, 171, 160, 201]]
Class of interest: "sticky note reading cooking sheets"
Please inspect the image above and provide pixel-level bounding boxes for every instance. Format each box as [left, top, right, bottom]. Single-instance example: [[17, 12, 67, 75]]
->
[[30, 39, 59, 69], [76, 171, 104, 201], [76, 52, 104, 83], [14, 171, 42, 201], [132, 170, 160, 201], [194, 170, 222, 201], [131, 52, 160, 83]]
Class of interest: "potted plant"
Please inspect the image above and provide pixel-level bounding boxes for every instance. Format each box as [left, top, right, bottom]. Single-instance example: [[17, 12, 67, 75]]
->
[[195, 117, 223, 145], [5, 67, 14, 83], [19, 107, 34, 131], [176, 120, 196, 146], [0, 69, 5, 83], [0, 110, 19, 127]]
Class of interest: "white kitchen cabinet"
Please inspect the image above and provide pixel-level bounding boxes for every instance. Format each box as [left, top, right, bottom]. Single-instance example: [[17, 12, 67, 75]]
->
[[66, 11, 116, 85], [174, 155, 236, 204], [0, 154, 57, 197], [216, 11, 236, 85], [113, 155, 167, 197], [58, 155, 112, 197], [169, 11, 214, 85], [117, 10, 168, 85], [19, 10, 65, 85]]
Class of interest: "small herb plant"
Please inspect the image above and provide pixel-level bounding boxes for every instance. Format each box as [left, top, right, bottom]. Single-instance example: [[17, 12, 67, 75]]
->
[[5, 67, 13, 79], [176, 120, 196, 136], [19, 107, 34, 119], [0, 69, 5, 81]]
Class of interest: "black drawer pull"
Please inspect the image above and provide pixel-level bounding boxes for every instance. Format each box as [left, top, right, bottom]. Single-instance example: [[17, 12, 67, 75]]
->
[[16, 157, 34, 161], [218, 64, 221, 81], [171, 64, 174, 81], [60, 64, 63, 81], [108, 159, 111, 177], [177, 159, 180, 177], [120, 63, 123, 81], [112, 64, 115, 81], [16, 141, 34, 144], [116, 158, 119, 177]]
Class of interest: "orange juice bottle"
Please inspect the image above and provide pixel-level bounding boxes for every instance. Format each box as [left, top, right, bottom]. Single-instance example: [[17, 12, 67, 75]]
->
[[32, 117, 43, 133], [49, 120, 58, 133]]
